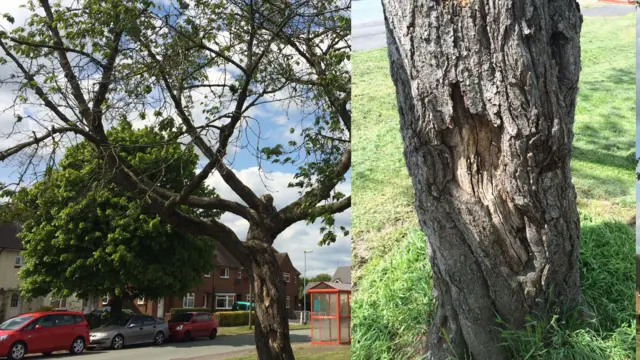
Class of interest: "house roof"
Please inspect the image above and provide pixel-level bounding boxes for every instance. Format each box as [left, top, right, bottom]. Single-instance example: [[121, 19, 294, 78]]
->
[[215, 245, 242, 268], [0, 222, 23, 250], [303, 281, 320, 293], [275, 252, 301, 275], [307, 281, 351, 292], [330, 266, 351, 284], [215, 245, 301, 275]]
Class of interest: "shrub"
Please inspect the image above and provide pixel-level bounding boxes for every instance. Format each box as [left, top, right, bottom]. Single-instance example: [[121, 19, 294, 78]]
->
[[170, 307, 212, 314], [214, 311, 256, 327], [37, 306, 56, 312]]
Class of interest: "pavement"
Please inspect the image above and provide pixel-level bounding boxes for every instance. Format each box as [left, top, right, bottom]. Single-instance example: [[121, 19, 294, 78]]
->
[[16, 330, 310, 360], [352, 0, 635, 52]]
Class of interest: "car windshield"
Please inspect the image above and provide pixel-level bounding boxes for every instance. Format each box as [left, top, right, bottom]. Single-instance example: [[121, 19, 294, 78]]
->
[[0, 316, 35, 330], [169, 313, 193, 323], [102, 317, 131, 327]]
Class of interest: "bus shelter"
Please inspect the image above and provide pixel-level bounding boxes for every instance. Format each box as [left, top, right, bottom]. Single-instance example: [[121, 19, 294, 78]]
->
[[307, 282, 351, 345]]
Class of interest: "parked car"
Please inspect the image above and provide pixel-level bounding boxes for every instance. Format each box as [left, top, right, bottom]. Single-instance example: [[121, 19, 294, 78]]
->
[[89, 314, 169, 349], [231, 301, 255, 311], [0, 311, 89, 360], [84, 307, 134, 329], [168, 312, 217, 342]]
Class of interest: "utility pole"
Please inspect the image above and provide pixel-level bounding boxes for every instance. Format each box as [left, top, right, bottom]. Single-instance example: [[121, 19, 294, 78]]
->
[[303, 250, 313, 324]]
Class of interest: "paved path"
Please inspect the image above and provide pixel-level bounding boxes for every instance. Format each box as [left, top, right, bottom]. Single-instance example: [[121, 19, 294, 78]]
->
[[352, 0, 635, 51], [16, 330, 310, 360]]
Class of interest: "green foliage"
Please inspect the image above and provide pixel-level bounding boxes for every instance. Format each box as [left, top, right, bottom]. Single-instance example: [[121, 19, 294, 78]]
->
[[170, 307, 212, 314], [214, 311, 257, 327], [36, 305, 56, 312], [351, 230, 434, 360], [14, 122, 216, 303], [298, 273, 332, 299]]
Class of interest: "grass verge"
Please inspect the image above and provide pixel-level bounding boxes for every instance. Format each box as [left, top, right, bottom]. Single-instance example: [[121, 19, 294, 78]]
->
[[223, 344, 350, 360], [217, 324, 310, 336], [351, 13, 635, 360]]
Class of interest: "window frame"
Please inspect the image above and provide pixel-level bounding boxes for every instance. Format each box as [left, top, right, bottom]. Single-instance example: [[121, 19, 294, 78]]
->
[[14, 254, 22, 268], [215, 294, 235, 310], [10, 293, 19, 308], [183, 293, 195, 308], [137, 296, 145, 305], [220, 267, 229, 279], [237, 270, 242, 279], [286, 296, 290, 309], [283, 272, 290, 283]]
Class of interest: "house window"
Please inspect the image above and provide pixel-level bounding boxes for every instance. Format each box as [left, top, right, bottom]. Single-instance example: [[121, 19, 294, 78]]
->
[[334, 279, 342, 283], [204, 271, 211, 277], [138, 296, 145, 305], [101, 296, 109, 305], [14, 254, 22, 267], [50, 298, 66, 308], [237, 270, 242, 279], [220, 267, 229, 278], [10, 294, 19, 308], [183, 293, 195, 308], [203, 294, 208, 308], [283, 273, 290, 283], [215, 294, 235, 310], [286, 296, 290, 309]]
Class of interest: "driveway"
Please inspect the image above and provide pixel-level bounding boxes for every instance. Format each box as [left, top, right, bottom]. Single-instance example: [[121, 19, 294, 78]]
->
[[352, 0, 635, 51], [15, 330, 310, 360]]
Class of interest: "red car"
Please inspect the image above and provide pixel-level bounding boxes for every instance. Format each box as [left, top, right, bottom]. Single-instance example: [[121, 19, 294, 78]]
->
[[0, 311, 89, 360], [168, 312, 217, 341]]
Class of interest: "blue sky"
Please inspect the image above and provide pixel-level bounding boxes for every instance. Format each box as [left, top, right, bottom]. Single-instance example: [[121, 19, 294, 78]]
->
[[0, 0, 351, 278]]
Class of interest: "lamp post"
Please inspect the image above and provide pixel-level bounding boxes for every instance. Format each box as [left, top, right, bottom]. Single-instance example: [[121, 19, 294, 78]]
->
[[303, 250, 313, 324]]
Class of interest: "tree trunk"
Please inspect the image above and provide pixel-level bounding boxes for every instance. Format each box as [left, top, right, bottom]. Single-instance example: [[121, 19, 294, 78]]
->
[[245, 239, 294, 360], [381, 0, 582, 358], [108, 294, 124, 320]]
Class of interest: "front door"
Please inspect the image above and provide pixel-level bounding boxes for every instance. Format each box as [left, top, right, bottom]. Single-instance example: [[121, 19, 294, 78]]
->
[[156, 298, 164, 318], [6, 293, 21, 318]]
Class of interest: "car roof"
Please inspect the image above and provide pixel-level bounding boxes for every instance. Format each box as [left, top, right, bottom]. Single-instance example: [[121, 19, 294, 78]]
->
[[19, 311, 85, 317]]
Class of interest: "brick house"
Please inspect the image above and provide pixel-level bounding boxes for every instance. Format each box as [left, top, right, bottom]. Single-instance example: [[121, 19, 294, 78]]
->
[[131, 246, 300, 319]]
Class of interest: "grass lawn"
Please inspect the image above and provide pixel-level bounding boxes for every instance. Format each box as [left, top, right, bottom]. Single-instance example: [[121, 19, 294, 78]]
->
[[218, 324, 310, 336], [223, 344, 350, 360], [352, 12, 635, 360]]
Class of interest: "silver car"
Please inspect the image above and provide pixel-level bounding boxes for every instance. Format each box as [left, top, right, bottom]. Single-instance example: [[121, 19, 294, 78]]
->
[[89, 315, 169, 349]]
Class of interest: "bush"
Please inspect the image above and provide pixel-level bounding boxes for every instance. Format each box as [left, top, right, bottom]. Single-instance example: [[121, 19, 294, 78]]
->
[[36, 306, 56, 312], [214, 311, 256, 327], [170, 307, 212, 314]]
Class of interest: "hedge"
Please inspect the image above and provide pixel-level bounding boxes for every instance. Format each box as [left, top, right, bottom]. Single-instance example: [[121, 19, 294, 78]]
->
[[214, 311, 256, 327], [169, 307, 212, 314]]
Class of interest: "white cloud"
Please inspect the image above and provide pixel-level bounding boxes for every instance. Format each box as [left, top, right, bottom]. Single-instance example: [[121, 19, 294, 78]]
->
[[206, 166, 351, 277]]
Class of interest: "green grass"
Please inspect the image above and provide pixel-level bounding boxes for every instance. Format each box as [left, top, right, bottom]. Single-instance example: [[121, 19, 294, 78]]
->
[[351, 13, 635, 360], [217, 324, 310, 336]]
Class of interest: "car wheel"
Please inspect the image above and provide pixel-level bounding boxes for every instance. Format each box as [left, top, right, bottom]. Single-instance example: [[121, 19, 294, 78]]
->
[[8, 342, 26, 360], [182, 330, 192, 342], [70, 337, 85, 355], [209, 329, 217, 340], [111, 334, 125, 350], [154, 331, 165, 345]]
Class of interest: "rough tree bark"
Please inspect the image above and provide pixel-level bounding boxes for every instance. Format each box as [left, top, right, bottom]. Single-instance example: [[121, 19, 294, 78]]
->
[[246, 239, 294, 360], [381, 0, 583, 358]]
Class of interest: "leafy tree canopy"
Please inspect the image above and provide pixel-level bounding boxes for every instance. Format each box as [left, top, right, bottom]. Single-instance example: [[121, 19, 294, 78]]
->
[[12, 121, 216, 302]]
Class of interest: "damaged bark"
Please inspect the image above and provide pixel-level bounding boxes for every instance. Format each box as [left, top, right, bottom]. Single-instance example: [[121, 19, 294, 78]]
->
[[381, 0, 583, 358]]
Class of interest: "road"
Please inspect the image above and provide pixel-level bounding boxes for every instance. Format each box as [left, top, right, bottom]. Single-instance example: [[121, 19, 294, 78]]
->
[[15, 330, 310, 360], [352, 0, 635, 52]]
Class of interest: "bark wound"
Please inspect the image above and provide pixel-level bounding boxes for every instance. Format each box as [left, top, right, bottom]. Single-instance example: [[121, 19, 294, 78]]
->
[[382, 0, 582, 358]]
